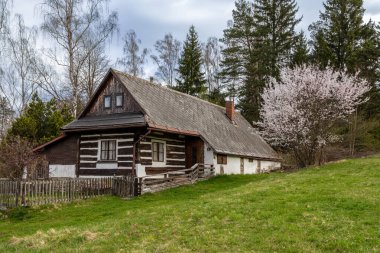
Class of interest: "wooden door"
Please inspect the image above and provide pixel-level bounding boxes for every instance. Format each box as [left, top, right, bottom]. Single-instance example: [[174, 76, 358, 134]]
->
[[240, 158, 244, 174], [186, 138, 204, 168]]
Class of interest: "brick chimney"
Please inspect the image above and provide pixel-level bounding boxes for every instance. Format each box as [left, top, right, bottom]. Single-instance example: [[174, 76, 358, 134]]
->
[[226, 100, 235, 121]]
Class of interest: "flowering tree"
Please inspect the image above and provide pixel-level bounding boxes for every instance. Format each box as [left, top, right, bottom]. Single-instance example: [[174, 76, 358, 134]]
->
[[260, 65, 370, 167]]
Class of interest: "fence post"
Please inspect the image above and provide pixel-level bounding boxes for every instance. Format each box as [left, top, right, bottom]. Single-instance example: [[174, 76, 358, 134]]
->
[[68, 179, 72, 201], [134, 177, 140, 196], [15, 181, 19, 207]]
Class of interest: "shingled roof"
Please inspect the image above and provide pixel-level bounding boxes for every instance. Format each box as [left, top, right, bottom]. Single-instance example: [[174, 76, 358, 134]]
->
[[111, 69, 279, 160], [63, 112, 145, 131]]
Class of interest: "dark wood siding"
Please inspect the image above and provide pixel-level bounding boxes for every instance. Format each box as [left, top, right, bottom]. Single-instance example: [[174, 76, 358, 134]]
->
[[78, 132, 135, 171], [86, 76, 143, 117], [76, 130, 141, 176], [43, 135, 78, 165], [139, 131, 187, 173]]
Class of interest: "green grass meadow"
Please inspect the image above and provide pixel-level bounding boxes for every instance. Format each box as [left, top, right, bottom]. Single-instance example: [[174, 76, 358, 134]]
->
[[1, 156, 380, 252]]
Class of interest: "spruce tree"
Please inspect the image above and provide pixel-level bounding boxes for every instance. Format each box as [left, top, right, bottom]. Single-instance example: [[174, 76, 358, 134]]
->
[[253, 0, 301, 79], [309, 0, 365, 71], [176, 26, 206, 97], [290, 31, 310, 67], [220, 0, 255, 100], [309, 0, 380, 117], [221, 0, 301, 123]]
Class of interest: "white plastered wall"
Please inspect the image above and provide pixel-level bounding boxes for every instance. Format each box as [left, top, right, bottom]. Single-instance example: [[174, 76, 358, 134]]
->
[[49, 165, 76, 178], [203, 141, 281, 175]]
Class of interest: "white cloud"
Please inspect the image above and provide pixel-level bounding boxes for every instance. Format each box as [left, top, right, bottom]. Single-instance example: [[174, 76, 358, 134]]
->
[[10, 0, 380, 79]]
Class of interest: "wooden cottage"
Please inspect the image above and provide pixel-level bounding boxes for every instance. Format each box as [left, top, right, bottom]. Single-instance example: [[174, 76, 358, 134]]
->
[[35, 69, 280, 178]]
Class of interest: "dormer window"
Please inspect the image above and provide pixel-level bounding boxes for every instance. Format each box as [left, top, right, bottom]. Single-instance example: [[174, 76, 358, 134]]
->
[[116, 93, 124, 107], [104, 95, 111, 109]]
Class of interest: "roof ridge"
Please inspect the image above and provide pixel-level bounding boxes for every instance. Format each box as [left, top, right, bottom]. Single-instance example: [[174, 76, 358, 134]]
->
[[111, 68, 229, 111]]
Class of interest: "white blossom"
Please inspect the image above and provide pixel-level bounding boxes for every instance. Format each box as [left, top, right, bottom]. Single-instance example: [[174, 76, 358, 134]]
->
[[260, 65, 370, 166]]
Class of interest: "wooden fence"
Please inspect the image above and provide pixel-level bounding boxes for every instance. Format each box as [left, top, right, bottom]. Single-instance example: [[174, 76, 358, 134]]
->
[[0, 176, 135, 208], [0, 165, 215, 208], [137, 164, 215, 194]]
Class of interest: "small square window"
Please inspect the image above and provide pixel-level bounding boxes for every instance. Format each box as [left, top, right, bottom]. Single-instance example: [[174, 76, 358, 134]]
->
[[116, 94, 123, 107], [248, 158, 254, 163], [217, 154, 227, 165], [104, 95, 111, 109]]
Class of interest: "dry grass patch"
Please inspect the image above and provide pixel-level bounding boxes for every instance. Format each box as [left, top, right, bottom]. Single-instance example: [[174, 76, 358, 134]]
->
[[10, 228, 107, 249]]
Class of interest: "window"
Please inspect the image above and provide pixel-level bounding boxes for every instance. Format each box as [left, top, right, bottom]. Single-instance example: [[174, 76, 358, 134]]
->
[[248, 158, 254, 163], [116, 93, 124, 107], [152, 142, 164, 162], [217, 154, 227, 165], [101, 140, 116, 160], [104, 95, 111, 109]]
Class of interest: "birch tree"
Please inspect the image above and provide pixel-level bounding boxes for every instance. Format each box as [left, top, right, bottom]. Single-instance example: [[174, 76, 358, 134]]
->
[[204, 37, 224, 105], [80, 36, 110, 101], [0, 0, 11, 43], [0, 96, 13, 138], [40, 0, 118, 116], [260, 65, 370, 167], [151, 33, 181, 85], [118, 30, 148, 77], [0, 0, 11, 81], [4, 14, 39, 113]]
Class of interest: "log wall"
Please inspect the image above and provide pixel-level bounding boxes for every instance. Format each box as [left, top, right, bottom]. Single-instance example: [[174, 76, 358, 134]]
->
[[138, 131, 187, 174], [78, 132, 135, 176]]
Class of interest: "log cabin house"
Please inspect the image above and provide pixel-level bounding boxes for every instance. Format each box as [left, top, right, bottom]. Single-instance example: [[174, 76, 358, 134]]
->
[[34, 69, 280, 178]]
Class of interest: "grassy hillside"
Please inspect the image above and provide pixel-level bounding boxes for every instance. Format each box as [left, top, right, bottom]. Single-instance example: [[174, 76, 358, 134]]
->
[[1, 157, 380, 252]]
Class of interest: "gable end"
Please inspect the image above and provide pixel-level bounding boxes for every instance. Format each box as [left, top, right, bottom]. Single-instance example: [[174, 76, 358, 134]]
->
[[79, 70, 144, 118]]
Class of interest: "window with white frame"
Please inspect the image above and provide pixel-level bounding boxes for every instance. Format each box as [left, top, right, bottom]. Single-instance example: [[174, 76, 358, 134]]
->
[[152, 141, 165, 162], [115, 93, 124, 107], [100, 140, 116, 160], [104, 95, 111, 109]]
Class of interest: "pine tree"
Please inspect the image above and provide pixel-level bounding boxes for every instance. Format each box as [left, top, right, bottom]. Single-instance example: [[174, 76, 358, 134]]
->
[[221, 0, 301, 123], [290, 31, 310, 67], [176, 26, 206, 96], [220, 0, 255, 100], [309, 0, 380, 117], [253, 0, 301, 79], [309, 0, 365, 72]]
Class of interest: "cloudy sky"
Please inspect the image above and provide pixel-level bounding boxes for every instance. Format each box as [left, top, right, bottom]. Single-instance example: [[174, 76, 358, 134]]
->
[[11, 0, 380, 77]]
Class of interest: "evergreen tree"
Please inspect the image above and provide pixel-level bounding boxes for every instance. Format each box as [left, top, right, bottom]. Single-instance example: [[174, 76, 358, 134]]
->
[[220, 0, 255, 101], [176, 25, 206, 96], [253, 0, 302, 79], [221, 0, 301, 123], [290, 31, 310, 67], [309, 0, 380, 117], [8, 93, 73, 144], [355, 21, 380, 118], [309, 0, 365, 71]]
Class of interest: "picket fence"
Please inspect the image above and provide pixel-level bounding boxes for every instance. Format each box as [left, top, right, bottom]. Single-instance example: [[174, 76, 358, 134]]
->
[[0, 176, 135, 208]]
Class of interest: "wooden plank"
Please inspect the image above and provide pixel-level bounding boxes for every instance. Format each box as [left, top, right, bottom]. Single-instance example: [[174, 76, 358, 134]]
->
[[79, 163, 97, 168], [80, 149, 98, 155], [80, 142, 98, 148], [166, 160, 186, 166], [118, 147, 133, 155]]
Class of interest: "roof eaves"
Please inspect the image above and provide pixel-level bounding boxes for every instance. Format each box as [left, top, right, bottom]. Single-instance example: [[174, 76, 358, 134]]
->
[[147, 123, 200, 136], [33, 134, 67, 152]]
